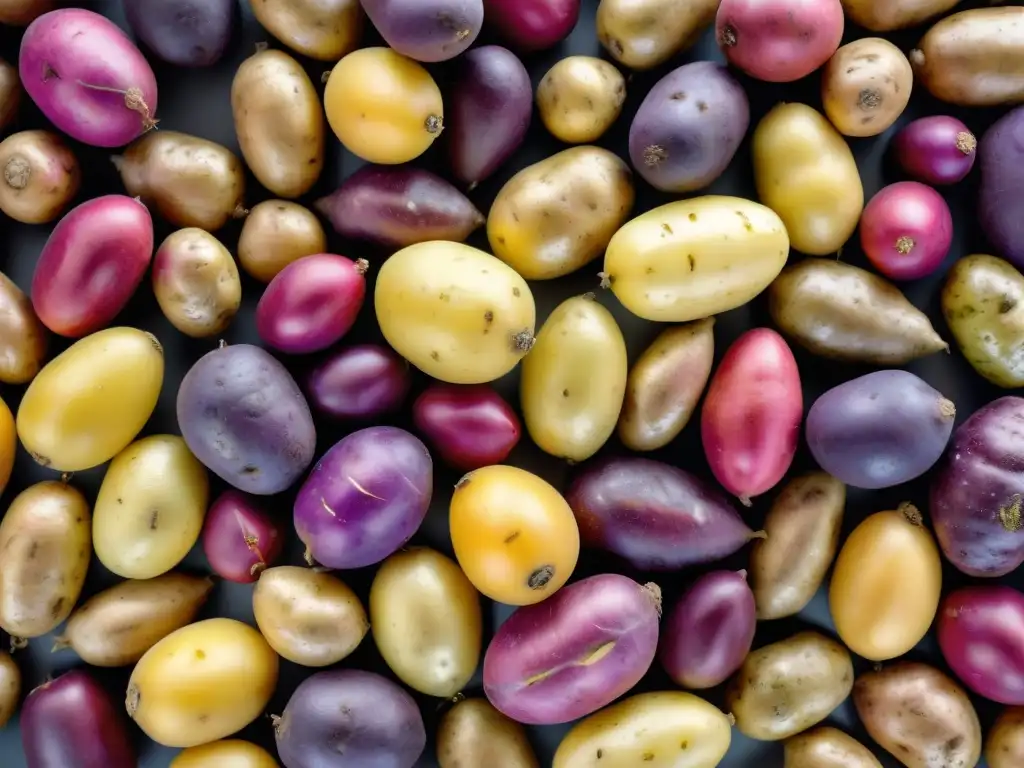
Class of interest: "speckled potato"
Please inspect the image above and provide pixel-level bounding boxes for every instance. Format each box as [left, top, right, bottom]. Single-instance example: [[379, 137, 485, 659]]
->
[[536, 57, 626, 144], [840, 0, 960, 31], [783, 727, 882, 768], [988, 708, 1024, 768], [822, 38, 913, 138], [0, 652, 19, 728], [250, 0, 362, 60], [437, 698, 538, 768], [0, 272, 46, 385], [237, 200, 326, 283], [597, 0, 719, 70]]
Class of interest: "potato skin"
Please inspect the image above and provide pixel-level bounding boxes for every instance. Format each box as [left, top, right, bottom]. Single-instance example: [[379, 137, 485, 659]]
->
[[0, 396, 13, 496], [437, 698, 539, 768], [822, 38, 912, 138], [0, 651, 19, 728], [0, 271, 46, 385], [237, 200, 326, 283], [536, 57, 626, 144], [0, 129, 79, 224], [841, 0, 960, 31], [783, 726, 882, 768], [251, 0, 363, 61], [171, 740, 278, 768], [0, 56, 20, 130], [988, 708, 1024, 768], [597, 0, 718, 70]]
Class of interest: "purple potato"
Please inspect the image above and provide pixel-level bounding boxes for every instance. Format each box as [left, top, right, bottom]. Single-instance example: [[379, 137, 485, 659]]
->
[[565, 456, 764, 571], [448, 46, 532, 188], [306, 344, 410, 420], [176, 343, 317, 495], [628, 61, 750, 193], [483, 574, 661, 725], [806, 369, 956, 489], [895, 115, 977, 186], [979, 106, 1024, 270], [659, 570, 756, 690], [294, 426, 432, 569], [123, 0, 236, 67], [931, 396, 1024, 577], [274, 668, 426, 768], [314, 165, 484, 248], [361, 0, 483, 62], [483, 0, 580, 52]]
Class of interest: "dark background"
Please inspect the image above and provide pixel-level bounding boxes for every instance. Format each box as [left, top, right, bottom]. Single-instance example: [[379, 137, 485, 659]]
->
[[0, 0, 1017, 765]]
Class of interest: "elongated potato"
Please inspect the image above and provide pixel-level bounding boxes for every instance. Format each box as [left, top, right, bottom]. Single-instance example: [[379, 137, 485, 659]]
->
[[784, 726, 882, 768], [0, 396, 13, 497], [597, 0, 719, 71], [602, 196, 789, 322], [0, 651, 19, 728], [0, 271, 46, 385], [437, 698, 538, 768], [841, 0, 960, 32], [822, 38, 913, 138]]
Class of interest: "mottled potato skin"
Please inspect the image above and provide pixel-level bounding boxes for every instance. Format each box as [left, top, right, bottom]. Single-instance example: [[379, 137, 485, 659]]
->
[[0, 651, 19, 728], [536, 57, 626, 144], [988, 708, 1024, 768], [237, 200, 326, 283], [841, 0, 960, 32], [250, 0, 363, 61], [823, 38, 912, 138], [784, 727, 882, 768], [597, 0, 719, 70], [437, 698, 539, 768], [0, 271, 46, 385]]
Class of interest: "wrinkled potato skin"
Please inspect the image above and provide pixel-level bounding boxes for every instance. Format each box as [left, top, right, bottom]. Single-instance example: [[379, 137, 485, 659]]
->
[[0, 481, 91, 639], [823, 38, 912, 138], [597, 0, 719, 70], [0, 130, 80, 224], [488, 147, 635, 280], [250, 0, 363, 61], [0, 57, 20, 130], [536, 57, 626, 144], [0, 272, 46, 385], [238, 200, 326, 283], [988, 708, 1024, 768], [841, 0, 960, 32], [784, 726, 882, 768], [727, 632, 854, 742], [437, 698, 539, 768], [0, 651, 19, 728]]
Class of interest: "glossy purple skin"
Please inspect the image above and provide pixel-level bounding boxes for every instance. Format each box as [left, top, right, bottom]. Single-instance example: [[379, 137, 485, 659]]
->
[[930, 396, 1024, 577], [448, 45, 532, 187], [361, 0, 483, 62], [275, 668, 426, 768], [306, 344, 410, 420], [629, 61, 750, 193], [202, 490, 285, 583], [483, 574, 661, 725], [314, 165, 484, 248], [21, 669, 135, 768], [177, 343, 317, 495], [19, 9, 158, 147], [294, 426, 432, 569], [859, 181, 953, 281], [412, 383, 521, 471], [483, 0, 581, 52], [805, 369, 956, 489], [566, 457, 758, 571], [124, 0, 236, 67], [979, 106, 1024, 270], [659, 570, 756, 690], [895, 115, 977, 186], [938, 586, 1024, 704]]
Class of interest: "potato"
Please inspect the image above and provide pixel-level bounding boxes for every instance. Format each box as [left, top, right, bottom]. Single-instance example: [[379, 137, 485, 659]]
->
[[237, 200, 326, 283], [126, 618, 279, 748], [988, 708, 1024, 768], [822, 38, 912, 138], [0, 129, 80, 224], [437, 698, 538, 768], [783, 727, 882, 768], [0, 0, 54, 25], [374, 241, 536, 384], [232, 48, 324, 198], [17, 327, 163, 472], [0, 481, 90, 639], [0, 56, 19, 131], [753, 103, 863, 256], [93, 435, 210, 580], [0, 271, 46, 385], [841, 0, 960, 31], [171, 740, 278, 768], [0, 651, 19, 728], [597, 0, 718, 70], [0, 396, 13, 497], [553, 691, 732, 768], [250, 0, 362, 61], [726, 631, 854, 741], [536, 57, 626, 144], [602, 195, 789, 322]]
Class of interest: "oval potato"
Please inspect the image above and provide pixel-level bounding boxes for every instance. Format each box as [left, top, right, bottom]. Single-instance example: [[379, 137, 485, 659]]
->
[[840, 0, 960, 32], [237, 200, 326, 283], [0, 271, 47, 385], [784, 726, 882, 768], [250, 0, 363, 61], [437, 698, 538, 768], [597, 0, 719, 71], [988, 707, 1024, 768], [822, 38, 913, 138], [536, 58, 626, 144]]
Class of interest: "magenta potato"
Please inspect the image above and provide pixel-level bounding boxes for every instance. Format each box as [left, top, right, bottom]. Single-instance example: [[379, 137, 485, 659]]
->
[[255, 253, 368, 355], [448, 45, 532, 188], [566, 456, 763, 571], [274, 668, 426, 768], [483, 0, 581, 52], [314, 165, 484, 248], [483, 574, 661, 725], [19, 8, 158, 147], [306, 344, 410, 420], [21, 669, 135, 768], [412, 383, 521, 471], [361, 0, 483, 62], [31, 194, 153, 338], [202, 490, 285, 583], [177, 343, 317, 495], [701, 328, 802, 506], [895, 115, 977, 185], [980, 106, 1024, 270], [806, 369, 956, 489], [294, 426, 432, 569], [860, 182, 953, 281], [123, 0, 236, 67], [931, 396, 1024, 577]]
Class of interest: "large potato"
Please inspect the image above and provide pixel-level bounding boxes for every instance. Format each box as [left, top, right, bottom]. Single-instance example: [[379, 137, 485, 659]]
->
[[602, 196, 789, 322], [0, 271, 46, 385], [437, 698, 538, 768], [841, 0, 960, 31], [536, 57, 626, 144], [250, 0, 362, 61], [597, 0, 718, 70], [753, 103, 863, 256], [822, 38, 913, 138]]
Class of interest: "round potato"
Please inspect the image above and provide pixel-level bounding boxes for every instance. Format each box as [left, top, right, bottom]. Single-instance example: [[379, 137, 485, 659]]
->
[[840, 0, 960, 31], [823, 38, 912, 138], [250, 0, 362, 61], [171, 740, 278, 768], [238, 200, 326, 283], [0, 271, 46, 385], [536, 57, 626, 144], [0, 129, 80, 224], [597, 0, 719, 70], [438, 698, 538, 768], [988, 708, 1024, 768], [784, 726, 882, 768], [0, 651, 19, 728]]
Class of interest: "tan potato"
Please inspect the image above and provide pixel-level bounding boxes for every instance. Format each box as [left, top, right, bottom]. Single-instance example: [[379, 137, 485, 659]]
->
[[438, 698, 539, 768], [988, 707, 1024, 768], [487, 146, 634, 280], [0, 130, 79, 224], [0, 57, 19, 131], [853, 662, 982, 768], [238, 199, 326, 283], [840, 0, 961, 31], [0, 651, 19, 728], [726, 631, 854, 742], [232, 48, 325, 199], [0, 0, 53, 25], [784, 727, 882, 768], [250, 0, 363, 61], [822, 38, 912, 138], [597, 0, 719, 70], [536, 57, 626, 144], [0, 271, 46, 385]]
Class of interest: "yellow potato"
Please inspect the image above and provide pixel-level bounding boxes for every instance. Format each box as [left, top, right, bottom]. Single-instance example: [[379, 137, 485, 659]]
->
[[753, 103, 863, 256], [988, 707, 1024, 768], [171, 739, 278, 768], [783, 726, 882, 768], [822, 38, 913, 138], [93, 435, 209, 580], [17, 327, 164, 472], [597, 0, 719, 70], [602, 195, 790, 322], [520, 294, 627, 462], [437, 698, 539, 768], [0, 395, 13, 496], [0, 651, 19, 728], [840, 0, 961, 31], [238, 200, 326, 283], [0, 271, 47, 385], [374, 241, 536, 384], [536, 58, 626, 144], [250, 0, 363, 61]]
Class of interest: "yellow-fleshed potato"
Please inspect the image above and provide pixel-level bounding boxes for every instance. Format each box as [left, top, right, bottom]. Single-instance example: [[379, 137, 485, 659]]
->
[[840, 0, 960, 32], [325, 47, 443, 165], [753, 103, 863, 256], [520, 294, 627, 462], [0, 651, 19, 728], [238, 200, 327, 283], [126, 618, 280, 749], [488, 146, 634, 280], [988, 707, 1024, 768], [783, 726, 882, 768], [17, 327, 164, 473], [375, 241, 536, 384], [0, 271, 46, 385], [0, 480, 91, 639], [250, 0, 363, 61], [822, 38, 913, 138], [536, 58, 626, 144], [597, 0, 719, 70], [554, 690, 732, 768], [369, 547, 482, 698], [232, 48, 324, 198], [171, 739, 279, 768], [602, 195, 790, 322], [92, 435, 209, 580], [437, 698, 539, 768]]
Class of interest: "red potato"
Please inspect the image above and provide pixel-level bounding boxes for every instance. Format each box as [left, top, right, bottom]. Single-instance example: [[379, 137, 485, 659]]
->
[[860, 181, 953, 281], [0, 129, 79, 224], [202, 490, 285, 583]]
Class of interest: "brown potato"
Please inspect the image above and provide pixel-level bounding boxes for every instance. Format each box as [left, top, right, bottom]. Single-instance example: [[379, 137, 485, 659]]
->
[[727, 631, 854, 742], [750, 472, 845, 620], [0, 271, 47, 385], [840, 0, 961, 31], [232, 48, 325, 199], [0, 651, 19, 728], [822, 38, 912, 138], [53, 572, 213, 667], [536, 56, 626, 144], [853, 662, 981, 768], [597, 0, 719, 70], [784, 727, 882, 768], [0, 0, 54, 25], [113, 131, 245, 231], [238, 199, 327, 283], [0, 130, 79, 224], [251, 0, 363, 61], [437, 698, 539, 768], [988, 707, 1024, 768], [0, 57, 20, 131]]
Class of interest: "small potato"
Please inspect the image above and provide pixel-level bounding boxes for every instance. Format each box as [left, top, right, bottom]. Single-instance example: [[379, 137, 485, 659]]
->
[[252, 566, 368, 667], [536, 57, 626, 144], [727, 631, 854, 742], [0, 651, 19, 728], [0, 272, 46, 385], [250, 0, 362, 61], [988, 708, 1024, 768], [0, 481, 91, 639], [0, 57, 20, 131], [840, 0, 960, 31], [823, 38, 913, 138], [0, 130, 79, 224], [0, 397, 11, 496], [0, 0, 54, 25], [237, 200, 326, 283], [171, 740, 278, 768], [597, 0, 718, 70], [784, 727, 882, 768], [437, 698, 538, 768]]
